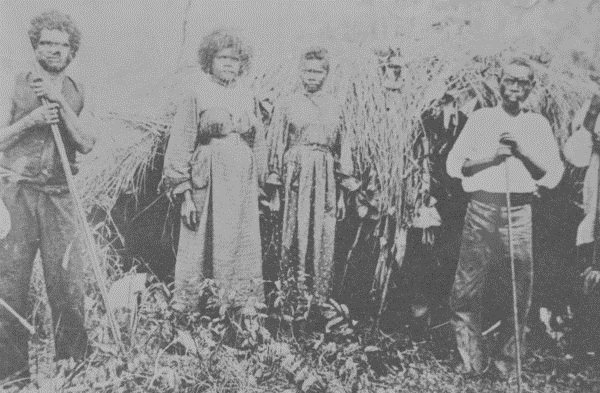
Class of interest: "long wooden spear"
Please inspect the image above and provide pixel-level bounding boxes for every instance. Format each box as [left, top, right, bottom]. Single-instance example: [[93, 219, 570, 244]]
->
[[39, 93, 122, 348]]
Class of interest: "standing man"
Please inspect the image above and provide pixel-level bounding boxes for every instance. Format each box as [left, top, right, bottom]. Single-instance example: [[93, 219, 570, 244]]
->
[[0, 10, 95, 382], [446, 58, 564, 376]]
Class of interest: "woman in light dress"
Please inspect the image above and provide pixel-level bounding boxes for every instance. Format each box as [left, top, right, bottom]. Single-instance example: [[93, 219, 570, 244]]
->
[[163, 30, 263, 308]]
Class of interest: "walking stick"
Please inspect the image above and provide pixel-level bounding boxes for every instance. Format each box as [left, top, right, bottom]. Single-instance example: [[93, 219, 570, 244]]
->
[[39, 95, 123, 348], [504, 162, 523, 393]]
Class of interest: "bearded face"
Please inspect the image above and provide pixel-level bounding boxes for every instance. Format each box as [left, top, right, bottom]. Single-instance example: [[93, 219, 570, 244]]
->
[[35, 29, 73, 74]]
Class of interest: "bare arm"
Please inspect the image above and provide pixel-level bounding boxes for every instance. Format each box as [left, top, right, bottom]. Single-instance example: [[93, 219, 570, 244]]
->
[[0, 113, 37, 145], [515, 150, 545, 180], [583, 94, 600, 134], [499, 132, 546, 180], [461, 144, 513, 177], [0, 78, 60, 149], [57, 97, 95, 154], [30, 77, 95, 154]]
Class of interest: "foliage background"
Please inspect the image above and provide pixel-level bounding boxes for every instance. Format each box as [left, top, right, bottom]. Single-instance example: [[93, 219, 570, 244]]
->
[[2, 1, 600, 392]]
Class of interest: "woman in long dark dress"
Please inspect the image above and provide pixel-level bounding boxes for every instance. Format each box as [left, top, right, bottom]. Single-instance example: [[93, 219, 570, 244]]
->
[[266, 47, 358, 300]]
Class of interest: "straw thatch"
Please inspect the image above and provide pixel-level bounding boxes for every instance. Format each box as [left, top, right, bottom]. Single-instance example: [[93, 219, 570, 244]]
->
[[80, 42, 598, 222], [74, 13, 600, 320]]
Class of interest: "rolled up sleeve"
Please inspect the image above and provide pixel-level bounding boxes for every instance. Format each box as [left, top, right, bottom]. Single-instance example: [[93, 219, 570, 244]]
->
[[446, 114, 478, 180]]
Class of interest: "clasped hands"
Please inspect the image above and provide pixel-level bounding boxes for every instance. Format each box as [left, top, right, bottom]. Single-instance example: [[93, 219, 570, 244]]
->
[[493, 132, 526, 164], [27, 75, 64, 127]]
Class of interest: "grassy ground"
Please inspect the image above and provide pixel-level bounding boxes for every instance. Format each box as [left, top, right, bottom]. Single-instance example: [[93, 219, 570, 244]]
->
[[2, 259, 599, 393]]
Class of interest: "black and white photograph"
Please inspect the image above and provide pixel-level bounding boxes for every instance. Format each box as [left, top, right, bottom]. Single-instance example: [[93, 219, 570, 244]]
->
[[1, 1, 600, 392]]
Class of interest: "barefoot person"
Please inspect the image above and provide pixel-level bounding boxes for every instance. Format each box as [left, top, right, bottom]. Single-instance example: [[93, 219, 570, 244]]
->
[[0, 10, 95, 383], [163, 30, 263, 308], [446, 58, 564, 376], [266, 47, 358, 301]]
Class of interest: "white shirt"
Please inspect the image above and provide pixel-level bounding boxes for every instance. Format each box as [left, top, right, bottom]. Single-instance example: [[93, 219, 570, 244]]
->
[[446, 106, 564, 193], [563, 99, 596, 168]]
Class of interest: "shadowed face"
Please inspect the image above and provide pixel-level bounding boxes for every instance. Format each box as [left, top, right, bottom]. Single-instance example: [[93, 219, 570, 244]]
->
[[35, 29, 73, 73], [499, 64, 534, 104], [211, 47, 241, 84], [300, 59, 328, 93]]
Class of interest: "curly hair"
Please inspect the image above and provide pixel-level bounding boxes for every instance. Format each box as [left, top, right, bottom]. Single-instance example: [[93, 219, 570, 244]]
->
[[28, 10, 81, 56], [197, 29, 252, 76], [300, 46, 330, 73]]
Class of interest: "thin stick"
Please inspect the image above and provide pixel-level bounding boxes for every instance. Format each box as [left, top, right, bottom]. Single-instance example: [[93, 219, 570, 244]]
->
[[41, 97, 122, 348], [339, 220, 364, 293], [504, 163, 523, 393], [0, 297, 35, 335]]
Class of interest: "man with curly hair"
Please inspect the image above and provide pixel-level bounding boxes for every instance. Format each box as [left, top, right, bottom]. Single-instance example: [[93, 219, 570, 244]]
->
[[0, 10, 95, 383]]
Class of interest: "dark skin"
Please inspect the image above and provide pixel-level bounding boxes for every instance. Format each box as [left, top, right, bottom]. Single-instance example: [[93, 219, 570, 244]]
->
[[182, 189, 199, 230], [0, 29, 95, 153], [265, 58, 347, 220], [181, 46, 242, 231], [301, 58, 347, 219], [582, 266, 600, 294], [583, 94, 600, 133], [461, 64, 546, 181]]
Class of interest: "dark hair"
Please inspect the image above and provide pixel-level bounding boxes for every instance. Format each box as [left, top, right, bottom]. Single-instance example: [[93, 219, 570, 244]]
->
[[503, 56, 534, 80], [28, 10, 81, 56], [197, 29, 252, 76], [300, 46, 330, 72]]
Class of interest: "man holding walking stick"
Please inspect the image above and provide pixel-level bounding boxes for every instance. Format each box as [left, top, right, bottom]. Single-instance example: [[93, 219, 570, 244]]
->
[[0, 10, 95, 384], [446, 58, 564, 379]]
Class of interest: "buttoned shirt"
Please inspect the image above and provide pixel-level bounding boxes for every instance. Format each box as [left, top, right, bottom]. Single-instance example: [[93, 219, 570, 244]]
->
[[266, 90, 357, 190], [446, 106, 564, 193]]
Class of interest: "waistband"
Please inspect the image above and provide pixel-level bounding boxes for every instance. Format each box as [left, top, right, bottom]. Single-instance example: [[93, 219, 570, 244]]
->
[[470, 191, 534, 207], [1, 176, 69, 195]]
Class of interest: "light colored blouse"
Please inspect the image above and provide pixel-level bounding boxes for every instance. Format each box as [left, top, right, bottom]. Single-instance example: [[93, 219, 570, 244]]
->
[[446, 106, 564, 193], [163, 73, 258, 194]]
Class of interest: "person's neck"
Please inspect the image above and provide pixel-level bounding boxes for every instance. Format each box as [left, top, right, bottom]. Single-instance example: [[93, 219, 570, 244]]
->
[[303, 87, 322, 96], [501, 100, 521, 117], [36, 64, 65, 83]]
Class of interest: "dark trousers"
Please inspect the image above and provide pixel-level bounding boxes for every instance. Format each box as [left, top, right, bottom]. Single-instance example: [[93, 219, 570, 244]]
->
[[0, 183, 87, 379], [450, 198, 533, 373]]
